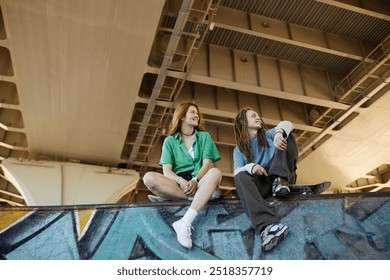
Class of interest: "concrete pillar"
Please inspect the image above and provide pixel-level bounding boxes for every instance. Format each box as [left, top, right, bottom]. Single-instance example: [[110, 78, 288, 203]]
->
[[1, 158, 139, 206]]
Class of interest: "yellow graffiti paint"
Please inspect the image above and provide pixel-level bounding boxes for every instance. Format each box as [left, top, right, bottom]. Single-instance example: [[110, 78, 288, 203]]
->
[[75, 208, 96, 240], [0, 210, 31, 232]]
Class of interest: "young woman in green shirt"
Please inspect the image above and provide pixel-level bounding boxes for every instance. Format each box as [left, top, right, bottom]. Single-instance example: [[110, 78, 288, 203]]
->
[[143, 102, 222, 249]]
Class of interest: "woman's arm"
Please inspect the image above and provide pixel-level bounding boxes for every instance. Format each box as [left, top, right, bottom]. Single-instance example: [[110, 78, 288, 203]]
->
[[274, 121, 294, 137], [162, 164, 187, 190], [181, 158, 212, 196], [273, 121, 293, 150], [195, 158, 212, 180], [162, 164, 178, 180], [233, 147, 257, 176]]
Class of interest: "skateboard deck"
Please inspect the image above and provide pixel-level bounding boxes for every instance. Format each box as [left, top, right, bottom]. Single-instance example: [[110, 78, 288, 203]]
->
[[289, 181, 331, 195]]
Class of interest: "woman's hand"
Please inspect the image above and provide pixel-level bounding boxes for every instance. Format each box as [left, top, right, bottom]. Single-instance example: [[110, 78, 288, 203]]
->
[[177, 177, 197, 196], [274, 131, 287, 150], [252, 164, 268, 176], [177, 177, 187, 191], [184, 179, 197, 196]]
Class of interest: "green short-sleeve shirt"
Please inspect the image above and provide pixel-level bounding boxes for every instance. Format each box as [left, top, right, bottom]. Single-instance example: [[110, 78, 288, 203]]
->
[[159, 129, 221, 176]]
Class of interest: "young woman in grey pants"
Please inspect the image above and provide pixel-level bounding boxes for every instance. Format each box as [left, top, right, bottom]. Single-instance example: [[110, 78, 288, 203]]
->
[[233, 107, 298, 252]]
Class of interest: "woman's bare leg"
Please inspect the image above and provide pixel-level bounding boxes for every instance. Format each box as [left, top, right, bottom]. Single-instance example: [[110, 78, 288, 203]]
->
[[190, 167, 222, 212], [143, 171, 187, 200], [172, 167, 222, 248]]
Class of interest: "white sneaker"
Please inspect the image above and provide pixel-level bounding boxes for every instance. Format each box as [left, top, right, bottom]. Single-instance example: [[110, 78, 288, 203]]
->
[[188, 188, 221, 201], [260, 223, 289, 252], [210, 188, 221, 200], [172, 219, 193, 249], [147, 195, 171, 202]]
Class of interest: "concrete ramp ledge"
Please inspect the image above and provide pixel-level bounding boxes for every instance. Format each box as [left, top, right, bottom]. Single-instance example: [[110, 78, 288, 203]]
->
[[0, 192, 389, 260]]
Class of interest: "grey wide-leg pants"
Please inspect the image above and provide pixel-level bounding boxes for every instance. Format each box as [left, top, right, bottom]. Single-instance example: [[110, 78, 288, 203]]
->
[[234, 172, 279, 232], [268, 134, 298, 184], [234, 135, 298, 232]]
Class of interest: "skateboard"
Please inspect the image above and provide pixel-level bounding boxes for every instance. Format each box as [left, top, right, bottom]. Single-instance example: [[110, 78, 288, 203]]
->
[[288, 181, 331, 195]]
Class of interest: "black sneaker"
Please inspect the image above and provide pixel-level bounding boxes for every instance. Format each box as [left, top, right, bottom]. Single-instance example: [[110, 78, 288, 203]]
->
[[272, 177, 290, 197], [260, 223, 289, 251]]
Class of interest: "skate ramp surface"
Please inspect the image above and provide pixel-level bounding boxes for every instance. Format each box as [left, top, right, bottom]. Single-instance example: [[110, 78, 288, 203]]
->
[[1, 192, 389, 260]]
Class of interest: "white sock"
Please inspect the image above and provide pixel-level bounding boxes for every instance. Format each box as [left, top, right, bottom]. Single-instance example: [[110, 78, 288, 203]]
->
[[181, 207, 198, 226]]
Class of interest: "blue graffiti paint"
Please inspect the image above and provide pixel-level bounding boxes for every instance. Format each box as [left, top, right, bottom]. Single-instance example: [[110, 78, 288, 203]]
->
[[0, 193, 389, 260]]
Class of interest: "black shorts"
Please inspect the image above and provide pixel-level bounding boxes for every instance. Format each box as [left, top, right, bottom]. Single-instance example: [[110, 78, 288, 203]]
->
[[177, 170, 194, 181]]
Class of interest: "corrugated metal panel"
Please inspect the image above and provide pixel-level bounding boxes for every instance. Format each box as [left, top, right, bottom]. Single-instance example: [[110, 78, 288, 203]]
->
[[220, 0, 390, 44], [206, 27, 359, 74]]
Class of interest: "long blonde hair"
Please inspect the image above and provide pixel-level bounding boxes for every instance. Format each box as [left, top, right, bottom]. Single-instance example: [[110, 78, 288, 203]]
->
[[234, 107, 268, 162], [168, 102, 206, 135]]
